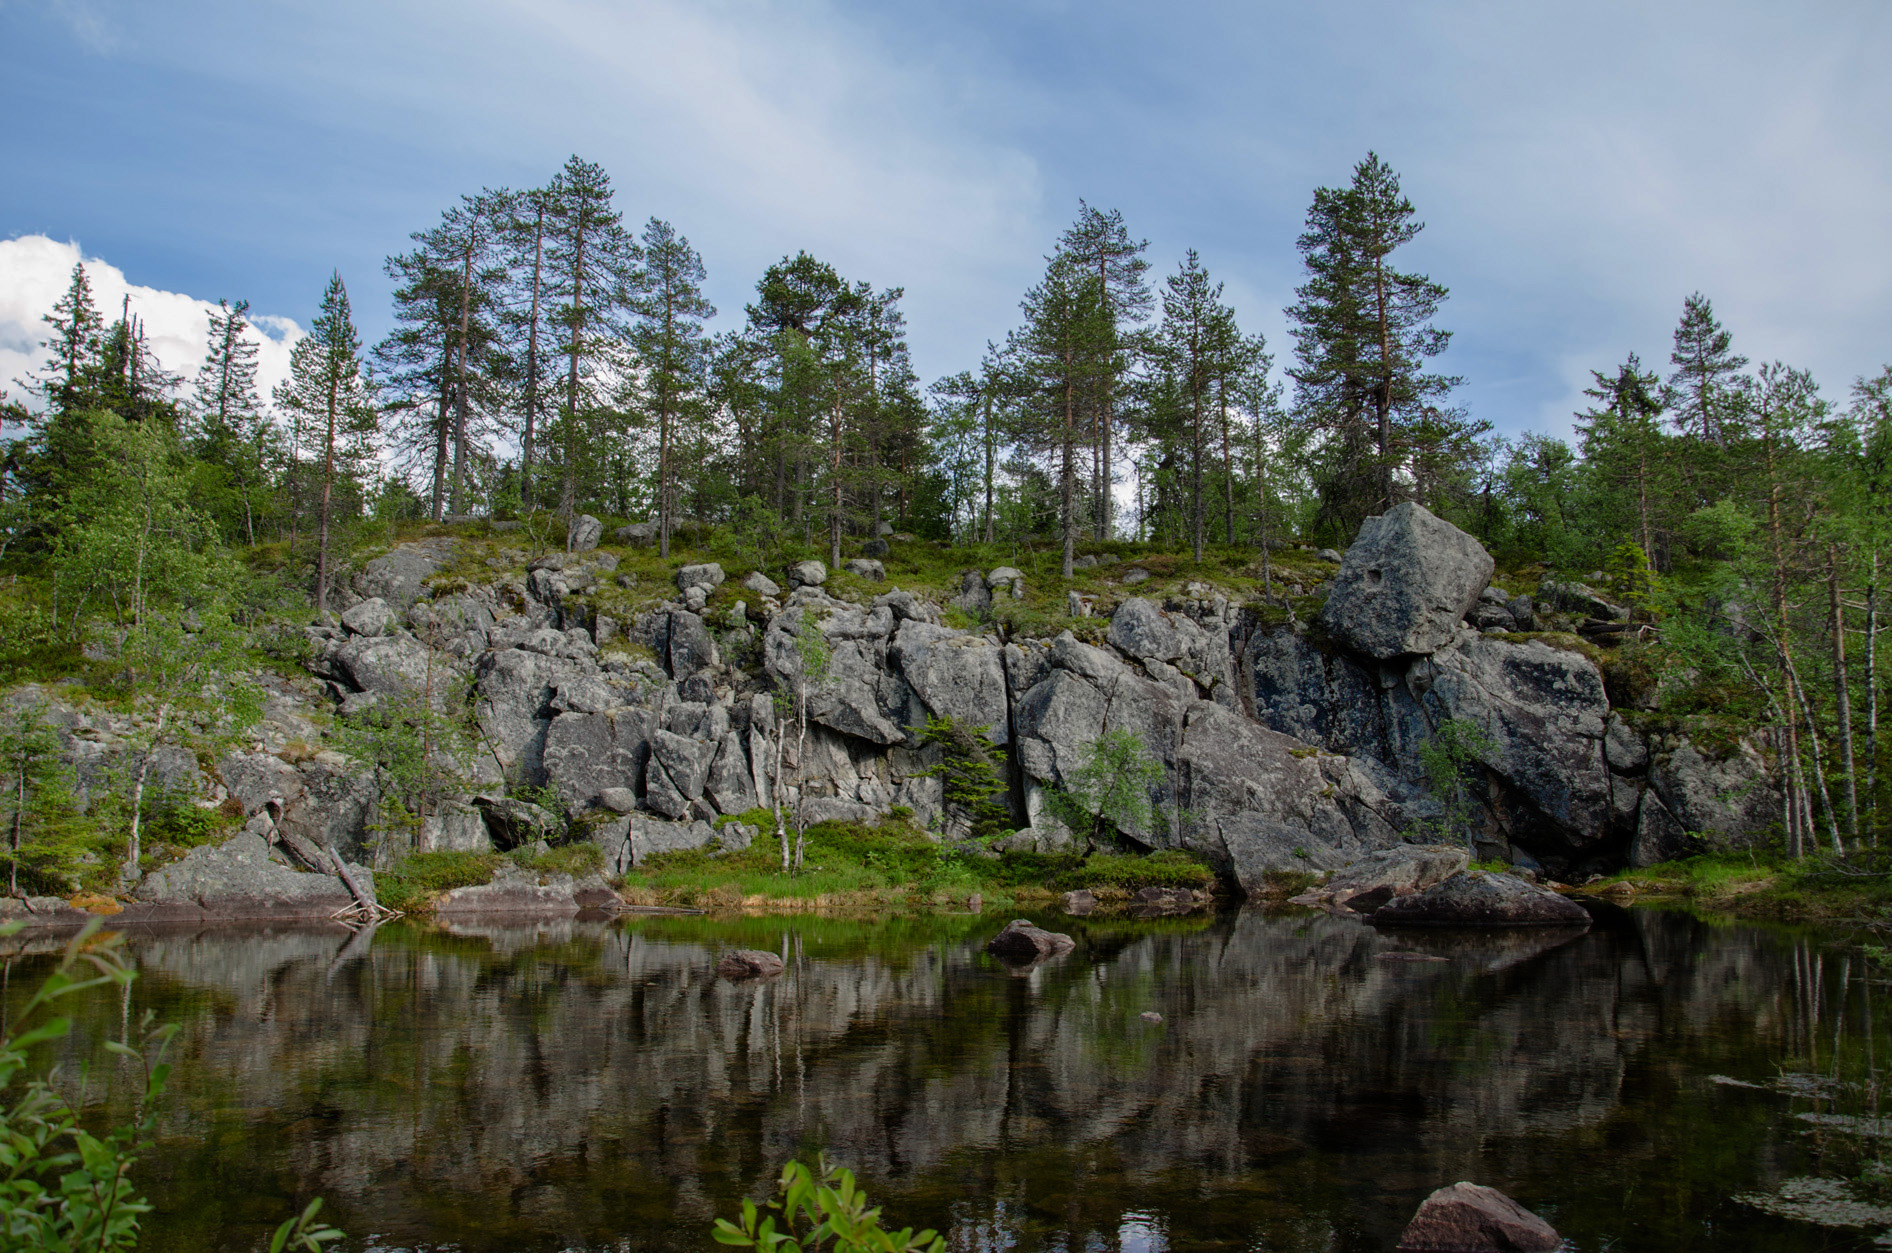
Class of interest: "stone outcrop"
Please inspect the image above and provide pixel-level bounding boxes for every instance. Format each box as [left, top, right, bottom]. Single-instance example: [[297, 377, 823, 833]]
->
[[1370, 871, 1591, 927], [132, 832, 373, 921], [985, 919, 1075, 962], [1396, 1182, 1562, 1252], [1297, 844, 1470, 912], [716, 950, 786, 979]]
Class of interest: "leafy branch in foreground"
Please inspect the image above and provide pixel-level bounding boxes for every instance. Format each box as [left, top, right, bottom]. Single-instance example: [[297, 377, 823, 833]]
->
[[713, 1157, 944, 1253]]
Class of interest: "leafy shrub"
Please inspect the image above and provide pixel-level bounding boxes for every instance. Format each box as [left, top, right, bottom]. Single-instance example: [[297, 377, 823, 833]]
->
[[714, 1157, 943, 1253]]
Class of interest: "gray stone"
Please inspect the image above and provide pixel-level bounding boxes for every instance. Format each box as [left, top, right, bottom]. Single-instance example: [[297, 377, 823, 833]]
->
[[134, 833, 372, 918], [651, 729, 718, 801], [354, 541, 454, 608], [873, 588, 932, 623], [436, 862, 579, 916], [568, 514, 603, 552], [1395, 1182, 1562, 1253], [986, 566, 1024, 588], [743, 570, 782, 597], [1317, 548, 1344, 564], [704, 733, 759, 815], [339, 597, 396, 636], [1507, 594, 1536, 630], [844, 558, 886, 581], [861, 539, 890, 558], [717, 949, 786, 980], [788, 560, 827, 588], [1121, 567, 1151, 585], [1629, 791, 1697, 867], [598, 786, 638, 814], [333, 632, 452, 700], [1647, 736, 1777, 848], [474, 797, 562, 850], [615, 522, 658, 545], [1538, 579, 1626, 621], [274, 760, 378, 864], [1320, 501, 1495, 660], [658, 610, 720, 678], [1107, 597, 1180, 662], [1605, 714, 1648, 773], [422, 798, 494, 853], [950, 570, 992, 614], [218, 751, 305, 818], [892, 620, 1010, 745], [1319, 844, 1471, 912], [541, 708, 656, 817], [1073, 554, 1098, 569], [985, 919, 1076, 961], [676, 563, 726, 593], [1370, 870, 1590, 927]]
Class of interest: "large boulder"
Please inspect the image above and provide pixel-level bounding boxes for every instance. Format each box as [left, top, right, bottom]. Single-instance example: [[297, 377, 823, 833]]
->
[[339, 597, 396, 636], [653, 610, 719, 679], [985, 919, 1075, 961], [717, 950, 786, 980], [1370, 870, 1591, 927], [1320, 502, 1494, 659], [353, 540, 455, 608], [676, 563, 725, 594], [434, 863, 579, 916], [567, 514, 603, 552], [891, 621, 1010, 745], [474, 647, 590, 785], [788, 560, 827, 589], [333, 633, 454, 702], [1646, 734, 1777, 849], [541, 708, 656, 817], [1395, 1182, 1562, 1253], [274, 759, 378, 864], [1314, 844, 1471, 912], [134, 833, 372, 920]]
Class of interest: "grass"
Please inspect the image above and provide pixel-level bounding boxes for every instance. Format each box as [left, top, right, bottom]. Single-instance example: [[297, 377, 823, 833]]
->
[[614, 817, 1220, 911], [376, 842, 605, 913], [1586, 849, 1892, 923]]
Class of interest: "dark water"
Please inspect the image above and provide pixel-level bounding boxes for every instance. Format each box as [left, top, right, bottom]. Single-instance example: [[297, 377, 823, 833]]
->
[[7, 904, 1891, 1252]]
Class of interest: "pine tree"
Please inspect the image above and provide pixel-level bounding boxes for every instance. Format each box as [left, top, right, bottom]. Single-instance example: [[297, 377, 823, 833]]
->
[[1147, 250, 1238, 562], [1667, 292, 1749, 448], [274, 273, 376, 619], [1057, 203, 1151, 540], [541, 156, 640, 524], [1575, 354, 1671, 567], [494, 186, 559, 509], [629, 219, 715, 558], [1008, 255, 1111, 577], [1288, 153, 1460, 533], [26, 263, 106, 418], [747, 253, 850, 531]]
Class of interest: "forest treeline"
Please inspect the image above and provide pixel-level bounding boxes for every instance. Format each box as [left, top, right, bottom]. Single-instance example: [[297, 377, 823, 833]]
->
[[3, 150, 1892, 855]]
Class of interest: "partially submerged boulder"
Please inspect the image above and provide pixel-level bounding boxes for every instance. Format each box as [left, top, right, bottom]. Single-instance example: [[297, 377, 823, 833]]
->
[[1320, 502, 1494, 660], [716, 949, 787, 980], [985, 919, 1076, 961], [434, 863, 580, 916], [134, 833, 373, 921], [1371, 870, 1590, 927], [1395, 1182, 1562, 1252], [1300, 844, 1470, 912]]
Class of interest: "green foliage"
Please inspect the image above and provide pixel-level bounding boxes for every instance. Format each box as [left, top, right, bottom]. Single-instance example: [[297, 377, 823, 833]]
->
[[1415, 717, 1497, 847], [0, 701, 99, 896], [267, 1199, 345, 1253], [0, 921, 177, 1251], [915, 716, 1009, 838], [328, 679, 476, 848], [372, 850, 499, 913], [713, 1157, 944, 1253], [1040, 727, 1166, 849], [1045, 849, 1214, 893]]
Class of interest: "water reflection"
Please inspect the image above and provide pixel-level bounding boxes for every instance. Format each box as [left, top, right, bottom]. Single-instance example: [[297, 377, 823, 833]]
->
[[8, 905, 1888, 1252]]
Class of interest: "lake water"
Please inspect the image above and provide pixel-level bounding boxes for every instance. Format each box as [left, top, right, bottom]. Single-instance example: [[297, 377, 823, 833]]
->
[[7, 903, 1889, 1252]]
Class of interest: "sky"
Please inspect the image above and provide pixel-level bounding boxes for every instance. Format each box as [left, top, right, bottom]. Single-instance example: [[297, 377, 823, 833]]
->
[[2, 0, 1889, 445]]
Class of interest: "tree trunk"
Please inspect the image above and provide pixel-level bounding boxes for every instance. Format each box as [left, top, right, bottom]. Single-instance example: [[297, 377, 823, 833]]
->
[[1061, 368, 1076, 579], [316, 374, 338, 619], [1869, 558, 1880, 845], [121, 705, 167, 887], [452, 238, 474, 516], [982, 392, 996, 544], [522, 204, 545, 508], [1830, 549, 1860, 840]]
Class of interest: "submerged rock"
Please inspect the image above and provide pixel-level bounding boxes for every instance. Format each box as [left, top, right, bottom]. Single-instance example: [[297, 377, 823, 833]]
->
[[1371, 870, 1590, 928], [985, 919, 1075, 961], [1395, 1181, 1561, 1252], [716, 950, 786, 980]]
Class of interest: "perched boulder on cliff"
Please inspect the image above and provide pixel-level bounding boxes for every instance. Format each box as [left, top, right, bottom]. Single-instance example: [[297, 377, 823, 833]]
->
[[1396, 1182, 1562, 1253], [1320, 502, 1494, 659], [1371, 870, 1590, 927]]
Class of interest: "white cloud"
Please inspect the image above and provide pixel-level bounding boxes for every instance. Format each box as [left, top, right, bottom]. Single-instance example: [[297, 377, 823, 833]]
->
[[0, 234, 301, 415]]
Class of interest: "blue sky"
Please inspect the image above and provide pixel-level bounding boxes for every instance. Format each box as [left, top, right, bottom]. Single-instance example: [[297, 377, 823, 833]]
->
[[3, 0, 1889, 441]]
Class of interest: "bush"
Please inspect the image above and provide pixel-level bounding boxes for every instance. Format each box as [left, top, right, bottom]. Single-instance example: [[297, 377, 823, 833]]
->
[[714, 1157, 943, 1253]]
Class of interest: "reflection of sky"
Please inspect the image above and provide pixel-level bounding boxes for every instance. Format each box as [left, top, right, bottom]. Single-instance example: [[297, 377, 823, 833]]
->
[[1114, 1212, 1164, 1253], [3, 2, 1889, 450]]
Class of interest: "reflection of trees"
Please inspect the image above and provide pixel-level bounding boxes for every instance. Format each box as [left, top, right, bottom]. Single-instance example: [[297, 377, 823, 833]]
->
[[5, 909, 1840, 1253]]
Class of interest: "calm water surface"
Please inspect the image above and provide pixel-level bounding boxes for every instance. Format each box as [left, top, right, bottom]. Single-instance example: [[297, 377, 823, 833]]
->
[[7, 904, 1888, 1252]]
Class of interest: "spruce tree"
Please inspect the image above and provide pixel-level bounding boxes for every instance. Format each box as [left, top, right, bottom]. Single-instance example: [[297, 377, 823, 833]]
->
[[27, 263, 105, 418], [629, 218, 715, 557], [1575, 354, 1671, 567], [1147, 250, 1237, 561], [191, 299, 269, 543], [274, 273, 376, 619]]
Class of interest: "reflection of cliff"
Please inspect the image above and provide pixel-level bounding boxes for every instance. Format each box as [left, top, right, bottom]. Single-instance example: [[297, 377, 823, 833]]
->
[[106, 909, 1822, 1253]]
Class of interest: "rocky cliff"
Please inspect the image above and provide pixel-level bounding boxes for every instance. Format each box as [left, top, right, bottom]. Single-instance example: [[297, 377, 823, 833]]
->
[[21, 504, 1777, 905]]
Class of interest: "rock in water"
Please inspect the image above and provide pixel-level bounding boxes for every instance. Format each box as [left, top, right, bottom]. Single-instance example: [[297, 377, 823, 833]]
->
[[717, 950, 786, 980], [1062, 889, 1097, 915], [1320, 501, 1495, 659], [1371, 870, 1590, 927], [1396, 1182, 1561, 1252], [1323, 845, 1470, 912], [985, 919, 1076, 961]]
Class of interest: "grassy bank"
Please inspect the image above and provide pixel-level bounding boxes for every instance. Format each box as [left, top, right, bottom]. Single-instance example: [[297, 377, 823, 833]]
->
[[1584, 851, 1892, 924], [377, 818, 1219, 914]]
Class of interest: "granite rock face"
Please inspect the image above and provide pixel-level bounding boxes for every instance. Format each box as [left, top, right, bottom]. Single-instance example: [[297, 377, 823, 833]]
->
[[134, 833, 373, 920]]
